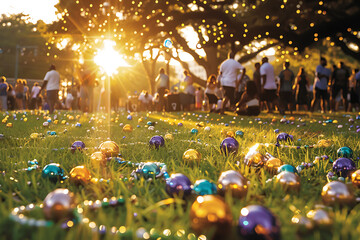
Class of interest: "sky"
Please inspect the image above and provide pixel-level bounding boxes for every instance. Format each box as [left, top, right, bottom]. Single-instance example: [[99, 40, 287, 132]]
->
[[0, 0, 59, 23]]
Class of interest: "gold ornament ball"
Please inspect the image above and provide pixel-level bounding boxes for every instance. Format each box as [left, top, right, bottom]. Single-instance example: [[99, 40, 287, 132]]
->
[[317, 139, 333, 148], [6, 123, 13, 128], [99, 141, 120, 157], [306, 209, 332, 227], [196, 122, 205, 127], [226, 131, 235, 138], [244, 152, 265, 167], [43, 188, 76, 222], [30, 133, 39, 139], [217, 170, 248, 198], [321, 181, 356, 206], [183, 149, 202, 164], [69, 166, 92, 184], [164, 133, 174, 140], [276, 171, 300, 192], [265, 157, 283, 174], [351, 169, 360, 188], [190, 195, 233, 239], [90, 151, 107, 167], [122, 124, 133, 132]]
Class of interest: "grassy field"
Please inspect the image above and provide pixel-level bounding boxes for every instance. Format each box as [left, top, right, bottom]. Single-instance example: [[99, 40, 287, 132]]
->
[[0, 110, 360, 240]]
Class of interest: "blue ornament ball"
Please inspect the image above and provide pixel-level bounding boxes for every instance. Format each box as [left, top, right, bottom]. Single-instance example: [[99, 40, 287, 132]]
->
[[191, 128, 198, 134], [127, 115, 132, 120], [276, 132, 293, 143]]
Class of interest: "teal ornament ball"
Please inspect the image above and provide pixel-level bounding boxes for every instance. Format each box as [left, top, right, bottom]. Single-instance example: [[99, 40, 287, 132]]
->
[[42, 163, 66, 182], [138, 162, 160, 179], [235, 130, 244, 137], [277, 164, 298, 175], [337, 147, 353, 159], [193, 179, 217, 195], [191, 128, 198, 134]]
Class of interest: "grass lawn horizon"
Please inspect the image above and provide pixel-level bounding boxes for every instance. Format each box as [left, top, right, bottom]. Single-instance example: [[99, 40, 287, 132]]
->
[[0, 109, 360, 240]]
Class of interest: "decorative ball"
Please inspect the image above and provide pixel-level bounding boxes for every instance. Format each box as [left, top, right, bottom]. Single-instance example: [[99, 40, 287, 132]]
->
[[226, 131, 235, 138], [321, 181, 356, 206], [165, 173, 192, 198], [217, 170, 248, 198], [43, 122, 49, 127], [183, 149, 202, 164], [306, 209, 332, 226], [276, 171, 301, 192], [122, 124, 133, 132], [30, 133, 40, 139], [276, 132, 293, 143], [193, 179, 217, 195], [0, 134, 4, 140], [42, 163, 66, 183], [43, 188, 76, 222], [277, 164, 298, 175], [337, 147, 353, 159], [99, 141, 120, 157], [71, 141, 85, 153], [149, 135, 165, 149], [238, 205, 280, 240], [235, 130, 244, 137], [90, 151, 107, 167], [127, 115, 132, 120], [69, 165, 92, 184], [220, 137, 239, 155], [317, 139, 333, 148], [204, 126, 211, 131], [191, 128, 198, 134], [6, 123, 13, 128], [196, 122, 205, 127], [244, 151, 265, 167], [291, 214, 314, 234], [164, 133, 173, 140], [178, 122, 183, 127], [163, 38, 173, 48], [135, 162, 160, 179], [332, 158, 356, 178], [265, 157, 283, 174], [190, 195, 232, 239], [351, 169, 360, 187]]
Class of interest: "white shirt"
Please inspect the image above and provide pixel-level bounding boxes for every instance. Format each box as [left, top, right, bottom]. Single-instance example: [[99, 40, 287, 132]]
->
[[219, 59, 244, 88], [260, 62, 277, 90], [31, 86, 41, 98], [138, 93, 153, 104], [44, 70, 60, 91]]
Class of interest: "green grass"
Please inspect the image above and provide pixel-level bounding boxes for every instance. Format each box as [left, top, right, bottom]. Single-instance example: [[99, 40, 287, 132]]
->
[[0, 110, 360, 240]]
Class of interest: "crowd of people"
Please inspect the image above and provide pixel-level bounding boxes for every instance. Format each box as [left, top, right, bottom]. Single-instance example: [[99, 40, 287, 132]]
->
[[138, 53, 360, 116]]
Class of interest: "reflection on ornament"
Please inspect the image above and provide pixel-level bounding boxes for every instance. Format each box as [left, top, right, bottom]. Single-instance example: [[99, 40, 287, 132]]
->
[[165, 173, 192, 198], [220, 137, 239, 155], [321, 181, 355, 206], [244, 144, 264, 167], [332, 158, 356, 178], [190, 195, 232, 239], [265, 157, 283, 174], [276, 171, 300, 192], [183, 149, 202, 164], [43, 188, 76, 222], [149, 135, 165, 149], [69, 165, 92, 184], [306, 209, 332, 226], [71, 141, 85, 153], [164, 38, 173, 48], [193, 179, 217, 195], [99, 141, 119, 157], [42, 163, 66, 183], [217, 170, 248, 198], [351, 169, 360, 187], [90, 151, 107, 167], [337, 146, 353, 159]]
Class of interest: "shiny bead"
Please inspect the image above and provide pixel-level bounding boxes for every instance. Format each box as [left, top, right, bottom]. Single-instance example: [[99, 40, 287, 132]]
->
[[306, 209, 332, 226], [137, 162, 160, 179], [190, 128, 198, 134], [183, 149, 202, 164], [99, 141, 120, 157], [351, 169, 360, 187], [332, 158, 356, 178], [237, 205, 280, 240], [265, 157, 283, 174], [276, 171, 300, 192], [164, 133, 173, 140], [337, 147, 353, 159], [244, 151, 265, 168], [277, 164, 298, 174], [190, 195, 232, 239], [321, 181, 356, 206], [43, 189, 76, 222], [69, 166, 92, 185], [276, 132, 293, 143], [217, 170, 248, 198], [70, 141, 85, 153], [122, 124, 133, 132], [165, 173, 192, 198], [317, 139, 333, 148], [193, 179, 217, 195], [235, 130, 244, 137], [42, 163, 66, 183], [90, 151, 107, 167], [220, 137, 239, 155], [149, 136, 165, 149]]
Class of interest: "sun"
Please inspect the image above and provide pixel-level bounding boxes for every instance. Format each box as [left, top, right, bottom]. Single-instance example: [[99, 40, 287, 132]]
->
[[94, 40, 130, 76]]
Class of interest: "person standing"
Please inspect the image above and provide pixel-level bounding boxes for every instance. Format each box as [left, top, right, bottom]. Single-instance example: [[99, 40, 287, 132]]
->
[[293, 67, 309, 111], [7, 84, 16, 110], [80, 64, 96, 112], [330, 61, 350, 112], [39, 64, 60, 114], [260, 57, 278, 113], [30, 82, 41, 110], [278, 61, 295, 115], [0, 76, 8, 111], [311, 57, 331, 113], [23, 79, 29, 109], [183, 70, 196, 110], [155, 68, 169, 111], [349, 69, 359, 112], [218, 51, 245, 114], [15, 79, 24, 110]]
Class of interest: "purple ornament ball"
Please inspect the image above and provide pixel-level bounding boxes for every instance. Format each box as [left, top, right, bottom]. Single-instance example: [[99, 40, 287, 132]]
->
[[238, 205, 280, 240], [71, 141, 85, 153], [276, 132, 293, 143], [332, 158, 356, 178], [220, 137, 239, 155], [149, 135, 165, 149], [165, 173, 192, 198]]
